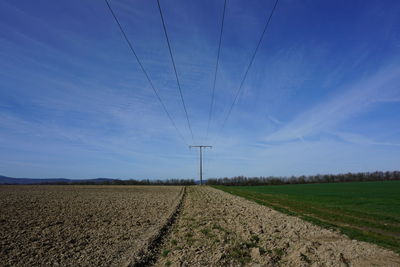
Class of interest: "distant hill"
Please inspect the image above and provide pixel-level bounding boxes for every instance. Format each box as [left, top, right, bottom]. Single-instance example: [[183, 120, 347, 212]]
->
[[0, 175, 116, 185]]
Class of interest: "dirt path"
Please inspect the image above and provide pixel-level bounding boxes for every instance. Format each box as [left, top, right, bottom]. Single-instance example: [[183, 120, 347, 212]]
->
[[155, 186, 400, 266]]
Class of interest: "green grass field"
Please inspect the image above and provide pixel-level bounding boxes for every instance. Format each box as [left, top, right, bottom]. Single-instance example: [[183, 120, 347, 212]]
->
[[214, 181, 400, 253]]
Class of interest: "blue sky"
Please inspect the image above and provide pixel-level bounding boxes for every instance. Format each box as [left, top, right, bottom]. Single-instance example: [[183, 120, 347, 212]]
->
[[0, 0, 399, 179]]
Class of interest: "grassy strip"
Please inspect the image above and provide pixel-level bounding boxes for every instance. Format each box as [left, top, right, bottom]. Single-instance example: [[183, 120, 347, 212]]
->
[[215, 187, 396, 230], [244, 192, 400, 234], [234, 181, 400, 224], [213, 186, 400, 254], [215, 186, 400, 234]]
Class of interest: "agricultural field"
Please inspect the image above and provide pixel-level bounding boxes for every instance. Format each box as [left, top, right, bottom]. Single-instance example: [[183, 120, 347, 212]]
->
[[1, 184, 399, 266], [215, 181, 400, 253], [0, 185, 184, 266], [156, 186, 400, 266]]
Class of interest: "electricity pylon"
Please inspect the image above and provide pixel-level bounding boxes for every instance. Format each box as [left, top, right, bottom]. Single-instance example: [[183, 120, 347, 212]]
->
[[189, 145, 212, 185]]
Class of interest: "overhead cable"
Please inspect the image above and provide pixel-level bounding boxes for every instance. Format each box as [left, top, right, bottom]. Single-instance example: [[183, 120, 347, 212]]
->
[[104, 0, 188, 145], [205, 0, 227, 142], [215, 0, 279, 143], [156, 0, 195, 143]]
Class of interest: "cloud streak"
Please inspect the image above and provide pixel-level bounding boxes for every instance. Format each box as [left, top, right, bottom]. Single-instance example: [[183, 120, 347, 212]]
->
[[265, 64, 400, 142]]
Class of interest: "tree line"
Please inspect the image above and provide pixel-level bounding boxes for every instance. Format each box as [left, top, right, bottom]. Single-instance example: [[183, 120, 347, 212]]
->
[[205, 171, 400, 186], [44, 179, 196, 186]]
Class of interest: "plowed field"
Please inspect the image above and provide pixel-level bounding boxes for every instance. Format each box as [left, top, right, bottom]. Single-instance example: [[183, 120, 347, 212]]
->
[[0, 185, 183, 266]]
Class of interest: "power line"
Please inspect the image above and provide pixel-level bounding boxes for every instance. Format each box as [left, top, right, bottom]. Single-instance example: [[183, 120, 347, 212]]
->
[[156, 0, 195, 143], [205, 0, 227, 142], [214, 0, 279, 143], [104, 0, 188, 146]]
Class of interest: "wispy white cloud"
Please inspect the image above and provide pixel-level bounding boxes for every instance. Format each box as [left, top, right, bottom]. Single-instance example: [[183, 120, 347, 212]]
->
[[334, 132, 400, 147], [374, 97, 400, 103], [265, 64, 400, 142], [266, 114, 282, 125]]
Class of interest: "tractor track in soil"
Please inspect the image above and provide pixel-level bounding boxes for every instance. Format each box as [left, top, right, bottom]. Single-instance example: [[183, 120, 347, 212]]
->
[[131, 187, 186, 267]]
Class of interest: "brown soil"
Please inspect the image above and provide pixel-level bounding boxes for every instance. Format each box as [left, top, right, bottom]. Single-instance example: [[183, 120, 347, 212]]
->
[[156, 186, 400, 267], [0, 185, 183, 266]]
